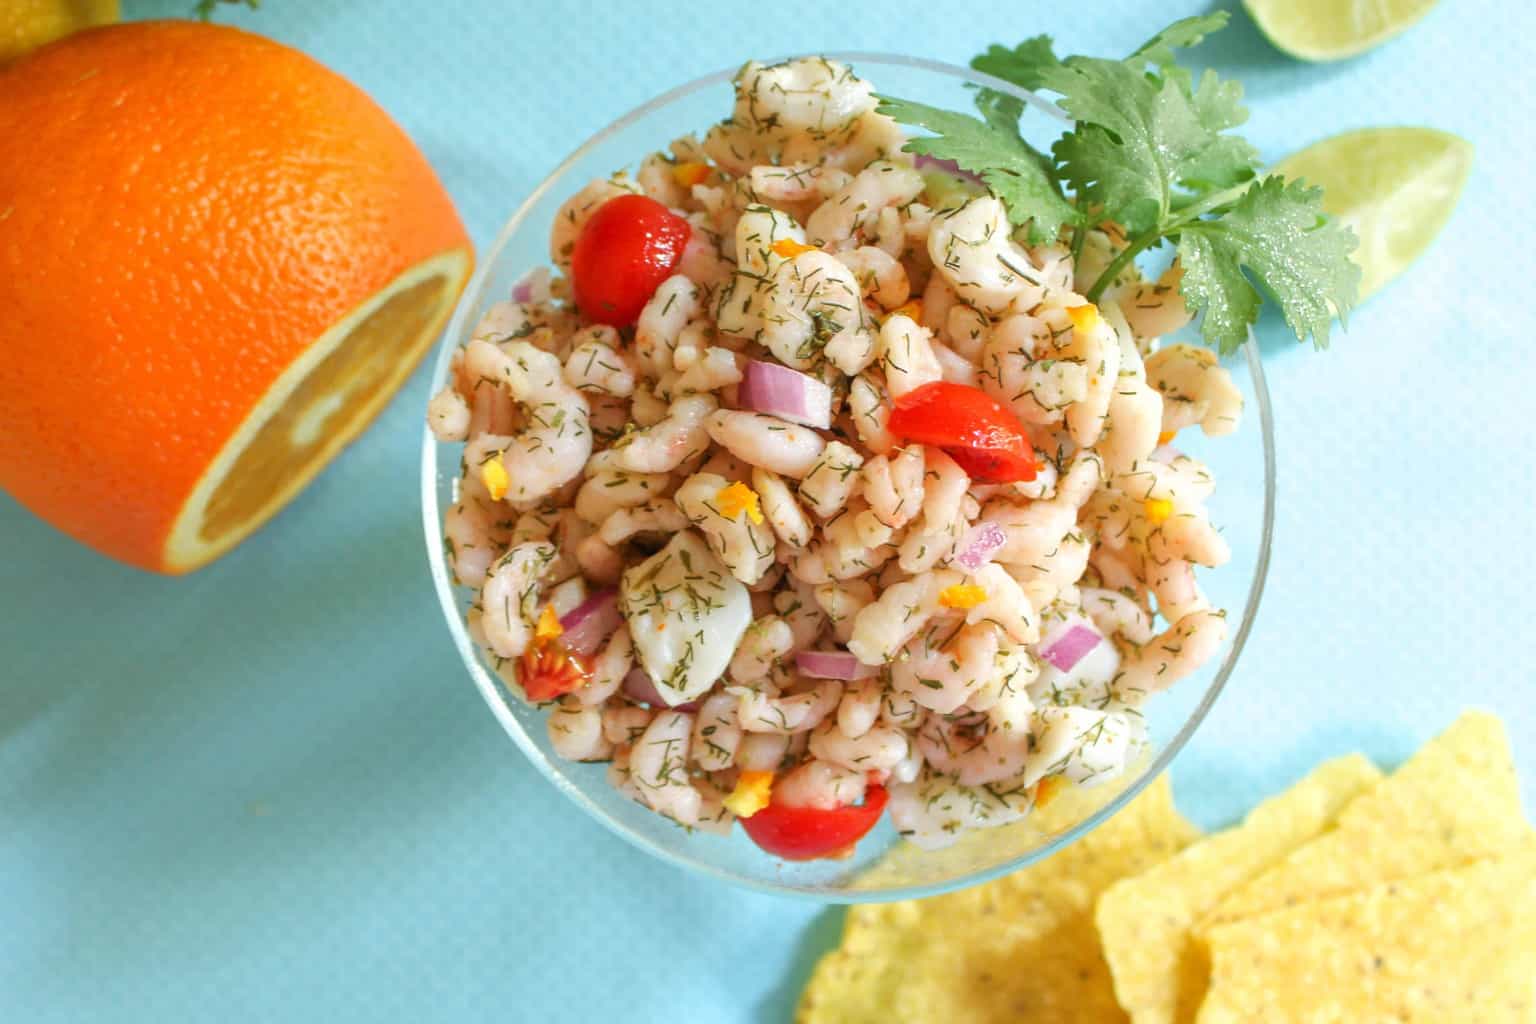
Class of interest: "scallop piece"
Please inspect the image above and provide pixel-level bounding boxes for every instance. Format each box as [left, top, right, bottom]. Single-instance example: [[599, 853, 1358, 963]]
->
[[620, 530, 752, 706]]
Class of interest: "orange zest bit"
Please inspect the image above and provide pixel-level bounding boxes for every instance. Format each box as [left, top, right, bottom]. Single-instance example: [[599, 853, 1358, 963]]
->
[[672, 161, 711, 188], [714, 481, 764, 524], [1144, 498, 1173, 525], [535, 604, 563, 641], [771, 238, 818, 259], [1157, 429, 1178, 447], [672, 161, 712, 189], [1035, 774, 1066, 809], [938, 583, 988, 610], [480, 452, 510, 501], [723, 770, 775, 819], [887, 298, 925, 324], [1065, 303, 1101, 333]]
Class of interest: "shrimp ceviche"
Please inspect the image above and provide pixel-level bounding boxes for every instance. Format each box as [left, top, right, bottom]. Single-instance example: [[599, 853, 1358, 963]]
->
[[429, 55, 1250, 860]]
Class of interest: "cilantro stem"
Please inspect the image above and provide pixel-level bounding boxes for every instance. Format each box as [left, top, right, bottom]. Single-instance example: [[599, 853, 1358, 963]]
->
[[1083, 180, 1253, 302]]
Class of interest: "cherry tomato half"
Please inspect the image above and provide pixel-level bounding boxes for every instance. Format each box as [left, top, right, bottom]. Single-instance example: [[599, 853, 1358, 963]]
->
[[887, 381, 1037, 483], [570, 194, 691, 327], [517, 642, 592, 703], [740, 785, 889, 861]]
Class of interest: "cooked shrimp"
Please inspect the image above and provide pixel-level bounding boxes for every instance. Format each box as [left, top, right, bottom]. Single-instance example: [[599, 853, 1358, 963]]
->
[[630, 710, 702, 825], [706, 410, 826, 478], [479, 541, 557, 660], [614, 394, 716, 473], [889, 620, 999, 713], [752, 468, 814, 547], [575, 625, 635, 707], [464, 339, 593, 507], [836, 245, 910, 309], [733, 679, 842, 734], [861, 444, 925, 529], [563, 327, 637, 397], [691, 692, 742, 771], [878, 313, 944, 398], [444, 497, 506, 588], [726, 615, 794, 684], [846, 570, 961, 665], [772, 757, 867, 809], [798, 441, 865, 519], [979, 313, 1089, 425], [1145, 343, 1243, 437], [427, 385, 471, 442], [548, 698, 612, 761], [917, 713, 1032, 786], [1115, 609, 1228, 701], [597, 498, 689, 547], [573, 469, 671, 526], [635, 276, 702, 376], [673, 472, 777, 584], [835, 676, 883, 739], [809, 719, 908, 773], [887, 763, 1033, 850], [927, 196, 1046, 317]]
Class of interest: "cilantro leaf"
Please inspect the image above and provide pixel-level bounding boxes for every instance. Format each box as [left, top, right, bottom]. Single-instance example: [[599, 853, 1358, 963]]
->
[[883, 15, 1361, 352], [968, 36, 1061, 140], [1129, 12, 1230, 69], [1043, 57, 1258, 234], [1177, 176, 1361, 353], [971, 35, 1062, 91], [875, 96, 1080, 242], [973, 86, 1027, 138]]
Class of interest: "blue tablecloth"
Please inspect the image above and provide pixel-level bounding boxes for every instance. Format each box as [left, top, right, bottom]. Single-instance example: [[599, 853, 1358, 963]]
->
[[5, 1, 1530, 1020]]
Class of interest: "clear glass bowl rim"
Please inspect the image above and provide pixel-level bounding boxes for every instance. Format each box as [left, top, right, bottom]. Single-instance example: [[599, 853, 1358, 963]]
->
[[419, 51, 1277, 903]]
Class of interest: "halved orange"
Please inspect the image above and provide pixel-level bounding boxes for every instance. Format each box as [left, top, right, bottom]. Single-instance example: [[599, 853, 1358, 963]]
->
[[0, 22, 473, 573]]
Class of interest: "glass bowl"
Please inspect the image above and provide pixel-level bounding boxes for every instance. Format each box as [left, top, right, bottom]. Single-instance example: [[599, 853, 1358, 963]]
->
[[420, 53, 1275, 902]]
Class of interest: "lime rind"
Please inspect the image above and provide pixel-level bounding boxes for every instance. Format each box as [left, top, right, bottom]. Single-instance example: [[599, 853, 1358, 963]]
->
[[1274, 126, 1473, 301], [1244, 0, 1440, 62]]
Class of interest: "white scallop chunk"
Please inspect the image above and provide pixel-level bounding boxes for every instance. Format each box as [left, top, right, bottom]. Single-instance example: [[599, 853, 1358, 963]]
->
[[620, 530, 752, 705]]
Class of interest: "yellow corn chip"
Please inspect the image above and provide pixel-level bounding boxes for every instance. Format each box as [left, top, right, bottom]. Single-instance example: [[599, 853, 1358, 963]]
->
[[1200, 711, 1529, 933], [1197, 849, 1536, 1023], [797, 775, 1198, 1024], [1096, 755, 1381, 1024]]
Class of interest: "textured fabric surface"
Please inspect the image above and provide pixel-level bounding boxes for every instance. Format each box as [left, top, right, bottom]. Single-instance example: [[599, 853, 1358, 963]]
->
[[2, 1, 1529, 1020]]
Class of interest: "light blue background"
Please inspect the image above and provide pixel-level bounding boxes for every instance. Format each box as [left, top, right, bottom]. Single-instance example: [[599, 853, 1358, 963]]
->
[[4, 1, 1529, 1021]]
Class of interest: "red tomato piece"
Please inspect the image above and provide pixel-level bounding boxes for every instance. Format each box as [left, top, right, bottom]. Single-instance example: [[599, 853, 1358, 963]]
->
[[570, 194, 691, 327], [740, 785, 889, 861], [887, 381, 1037, 483], [517, 642, 592, 703]]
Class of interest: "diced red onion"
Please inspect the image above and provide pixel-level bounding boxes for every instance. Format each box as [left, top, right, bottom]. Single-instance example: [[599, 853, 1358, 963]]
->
[[1038, 619, 1103, 672], [621, 667, 702, 712], [953, 521, 1007, 571], [1151, 445, 1183, 464], [795, 650, 878, 681], [511, 275, 534, 303], [558, 589, 622, 657], [739, 359, 832, 430], [913, 154, 984, 185]]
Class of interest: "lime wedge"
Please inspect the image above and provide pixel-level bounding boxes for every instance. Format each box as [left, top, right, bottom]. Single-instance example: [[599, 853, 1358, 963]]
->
[[1274, 127, 1472, 301], [1244, 0, 1438, 61]]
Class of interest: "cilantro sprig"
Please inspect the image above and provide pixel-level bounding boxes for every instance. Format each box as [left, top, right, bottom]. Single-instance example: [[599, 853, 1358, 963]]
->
[[877, 13, 1361, 353], [194, 0, 260, 19]]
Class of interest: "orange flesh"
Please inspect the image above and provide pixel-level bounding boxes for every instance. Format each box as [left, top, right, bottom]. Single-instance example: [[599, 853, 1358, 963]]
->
[[200, 274, 452, 543]]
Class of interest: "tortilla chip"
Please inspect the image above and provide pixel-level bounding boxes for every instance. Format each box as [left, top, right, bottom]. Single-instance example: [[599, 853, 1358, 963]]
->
[[1096, 755, 1381, 1024], [1196, 849, 1536, 1023], [797, 775, 1199, 1024], [1199, 711, 1529, 933], [849, 755, 1158, 893]]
